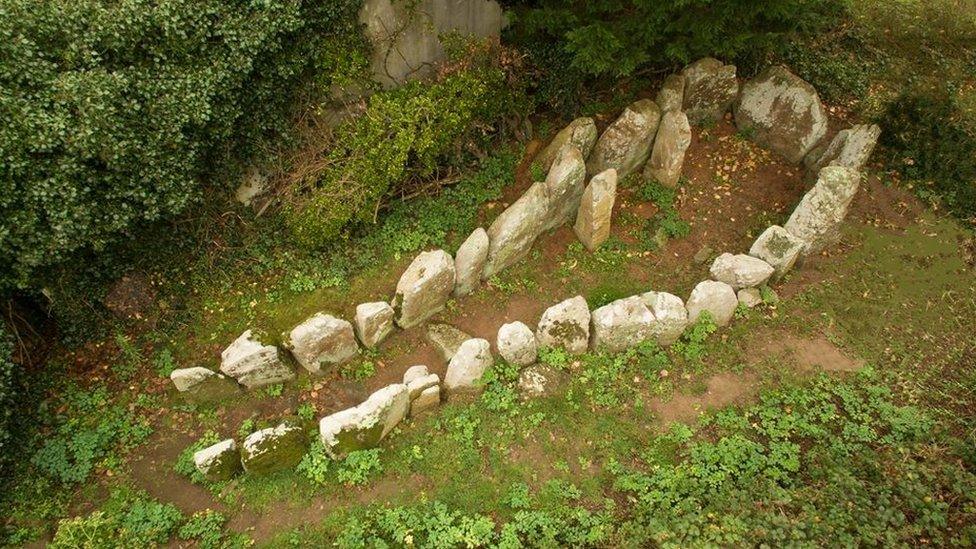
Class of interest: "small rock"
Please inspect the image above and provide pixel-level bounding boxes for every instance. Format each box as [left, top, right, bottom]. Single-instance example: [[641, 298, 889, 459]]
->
[[426, 323, 472, 362], [574, 169, 618, 252], [406, 373, 440, 401], [590, 296, 655, 353], [496, 321, 538, 366], [319, 384, 409, 458], [784, 166, 860, 254], [709, 253, 775, 290], [737, 287, 763, 308], [643, 110, 691, 188], [518, 364, 562, 399], [444, 338, 493, 396], [454, 228, 489, 297], [241, 421, 306, 475], [170, 367, 239, 402], [284, 312, 359, 374], [354, 302, 395, 348], [749, 225, 805, 278], [393, 249, 456, 328], [220, 330, 294, 389], [693, 245, 714, 265], [682, 57, 739, 125], [536, 296, 591, 355], [586, 99, 662, 179], [640, 291, 689, 346], [535, 117, 598, 172], [402, 365, 430, 385], [411, 385, 441, 416], [686, 280, 738, 327], [656, 74, 686, 113], [193, 439, 241, 482]]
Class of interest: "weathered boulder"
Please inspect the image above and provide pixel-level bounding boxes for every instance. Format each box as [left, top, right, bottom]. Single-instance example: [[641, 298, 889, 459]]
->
[[426, 323, 471, 362], [496, 321, 538, 366], [535, 117, 598, 172], [193, 439, 241, 482], [682, 58, 739, 125], [241, 422, 306, 475], [784, 166, 860, 254], [539, 144, 588, 233], [284, 313, 359, 374], [643, 110, 691, 188], [411, 385, 441, 416], [686, 280, 738, 327], [734, 65, 828, 164], [640, 291, 689, 346], [170, 367, 239, 402], [656, 74, 686, 113], [590, 296, 655, 352], [737, 287, 763, 308], [709, 253, 775, 290], [483, 182, 548, 278], [402, 364, 430, 384], [220, 331, 294, 389], [586, 99, 662, 178], [805, 124, 881, 174], [749, 225, 805, 278], [393, 249, 456, 328], [518, 364, 563, 399], [319, 384, 409, 458], [573, 169, 617, 251], [536, 296, 590, 355], [354, 302, 395, 348], [444, 338, 493, 395], [454, 227, 489, 297]]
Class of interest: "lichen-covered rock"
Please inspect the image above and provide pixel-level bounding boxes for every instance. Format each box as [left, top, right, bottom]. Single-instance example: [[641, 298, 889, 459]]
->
[[737, 287, 763, 308], [640, 291, 688, 346], [411, 385, 441, 416], [496, 321, 538, 366], [535, 117, 598, 172], [682, 58, 739, 125], [709, 253, 775, 290], [573, 169, 617, 251], [393, 249, 456, 328], [686, 280, 738, 327], [402, 364, 430, 385], [284, 313, 359, 374], [170, 367, 239, 402], [354, 302, 395, 348], [804, 124, 881, 174], [444, 338, 493, 395], [784, 166, 861, 254], [734, 65, 828, 164], [193, 439, 241, 482], [319, 384, 409, 458], [518, 364, 562, 399], [539, 144, 588, 233], [643, 110, 691, 188], [220, 330, 294, 389], [454, 228, 489, 297], [426, 323, 471, 362], [483, 182, 548, 278], [656, 74, 686, 113], [749, 225, 805, 278], [590, 296, 655, 352], [406, 373, 439, 401], [586, 99, 662, 179], [536, 296, 590, 355], [241, 422, 306, 475]]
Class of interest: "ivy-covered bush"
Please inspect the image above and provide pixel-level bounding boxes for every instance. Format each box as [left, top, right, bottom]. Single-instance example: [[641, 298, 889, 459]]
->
[[0, 324, 15, 478], [0, 0, 362, 291]]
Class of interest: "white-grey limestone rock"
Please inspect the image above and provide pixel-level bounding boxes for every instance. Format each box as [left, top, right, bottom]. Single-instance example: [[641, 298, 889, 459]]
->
[[193, 439, 241, 482], [393, 249, 456, 328], [539, 144, 588, 233], [590, 296, 655, 353], [220, 330, 294, 389], [640, 291, 689, 346], [804, 124, 881, 174], [709, 253, 775, 290], [749, 225, 805, 278], [170, 367, 239, 402], [319, 384, 409, 458], [686, 280, 738, 327], [284, 313, 359, 374], [643, 110, 691, 188], [454, 228, 489, 297], [682, 58, 739, 125], [444, 338, 493, 395], [656, 74, 686, 113], [536, 296, 590, 355], [737, 287, 763, 308], [535, 117, 598, 172], [354, 302, 395, 348], [573, 169, 617, 251], [586, 99, 662, 178], [411, 385, 441, 416], [784, 166, 861, 254], [241, 421, 306, 475], [402, 364, 430, 385], [496, 321, 538, 366]]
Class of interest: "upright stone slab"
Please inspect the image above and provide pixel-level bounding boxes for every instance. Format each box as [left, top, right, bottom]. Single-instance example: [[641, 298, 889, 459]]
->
[[426, 323, 471, 362], [319, 384, 409, 458], [574, 169, 617, 251], [734, 65, 828, 164], [444, 338, 493, 395], [193, 439, 241, 482], [643, 110, 691, 188], [540, 144, 587, 233], [354, 302, 395, 348], [784, 166, 861, 254], [640, 291, 688, 346], [405, 372, 440, 416], [805, 124, 881, 174], [284, 313, 359, 374], [496, 321, 538, 366], [402, 364, 430, 385], [656, 74, 686, 113], [484, 182, 548, 278], [535, 117, 598, 172], [590, 296, 655, 353], [241, 422, 306, 475], [749, 225, 805, 278], [682, 58, 739, 125], [393, 249, 455, 328], [536, 296, 590, 355], [454, 228, 489, 297], [220, 330, 294, 389], [586, 99, 662, 179], [709, 253, 775, 290], [686, 280, 738, 327], [170, 367, 239, 401]]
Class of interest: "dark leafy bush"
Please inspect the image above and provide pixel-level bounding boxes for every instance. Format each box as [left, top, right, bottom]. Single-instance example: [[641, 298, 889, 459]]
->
[[0, 324, 15, 478]]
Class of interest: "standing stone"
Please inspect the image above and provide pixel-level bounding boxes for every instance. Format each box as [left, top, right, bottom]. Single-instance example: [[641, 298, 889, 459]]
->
[[709, 253, 775, 290], [536, 296, 591, 355], [749, 225, 805, 278], [193, 439, 241, 482], [804, 124, 881, 174], [540, 144, 588, 232], [411, 385, 441, 416], [535, 117, 598, 172], [590, 296, 655, 353], [643, 110, 691, 188], [496, 321, 538, 366], [682, 58, 739, 125], [241, 422, 306, 475], [319, 384, 409, 458], [454, 228, 489, 297], [574, 169, 618, 251], [784, 166, 861, 254], [284, 313, 359, 374], [640, 291, 689, 346], [737, 288, 763, 308], [170, 367, 239, 402], [656, 74, 686, 113], [354, 302, 395, 348], [444, 338, 493, 395], [220, 331, 294, 389], [586, 99, 662, 179], [734, 65, 828, 164], [686, 280, 738, 327], [402, 364, 430, 384], [426, 323, 471, 362], [483, 182, 548, 278], [393, 249, 456, 328]]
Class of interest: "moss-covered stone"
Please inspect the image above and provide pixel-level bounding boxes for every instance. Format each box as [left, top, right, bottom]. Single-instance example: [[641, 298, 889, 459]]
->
[[241, 422, 307, 475]]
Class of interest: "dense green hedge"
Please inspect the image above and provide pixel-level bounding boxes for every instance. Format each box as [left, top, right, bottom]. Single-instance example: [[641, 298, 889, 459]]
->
[[0, 0, 362, 291], [0, 323, 16, 480]]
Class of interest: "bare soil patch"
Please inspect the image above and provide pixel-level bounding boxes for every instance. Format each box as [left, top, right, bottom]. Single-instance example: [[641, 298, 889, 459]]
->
[[651, 372, 758, 425]]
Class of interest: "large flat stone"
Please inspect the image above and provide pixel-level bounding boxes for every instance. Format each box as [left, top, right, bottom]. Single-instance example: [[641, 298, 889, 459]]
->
[[749, 225, 805, 278], [444, 338, 493, 395], [590, 296, 655, 353], [574, 169, 617, 251], [283, 312, 359, 374], [319, 384, 409, 458], [453, 227, 489, 297], [784, 166, 861, 254], [536, 296, 590, 355], [535, 117, 598, 172], [643, 110, 691, 188], [393, 249, 455, 328], [220, 330, 294, 389], [586, 99, 662, 179], [682, 58, 739, 125], [241, 422, 306, 475]]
